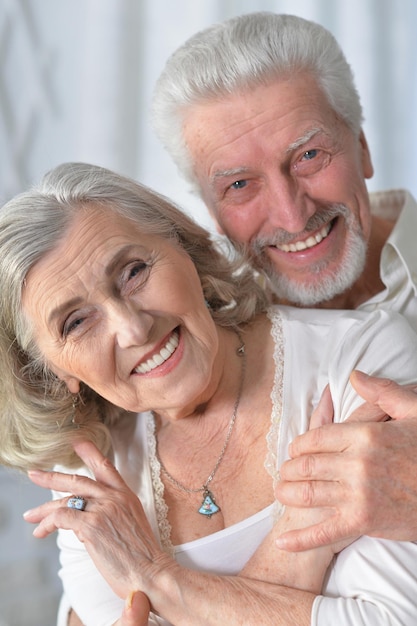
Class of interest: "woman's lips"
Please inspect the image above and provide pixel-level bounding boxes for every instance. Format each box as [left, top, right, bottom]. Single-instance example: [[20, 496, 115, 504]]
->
[[132, 328, 179, 374]]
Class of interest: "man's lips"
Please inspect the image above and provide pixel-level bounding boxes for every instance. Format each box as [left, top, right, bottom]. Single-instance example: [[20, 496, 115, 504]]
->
[[132, 329, 179, 374], [274, 221, 333, 253]]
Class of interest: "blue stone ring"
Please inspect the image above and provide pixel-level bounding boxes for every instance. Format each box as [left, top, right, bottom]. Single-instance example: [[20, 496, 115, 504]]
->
[[67, 496, 87, 511]]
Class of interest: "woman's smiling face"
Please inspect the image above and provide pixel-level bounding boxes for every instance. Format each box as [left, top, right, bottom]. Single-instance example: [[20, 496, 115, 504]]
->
[[22, 205, 219, 417]]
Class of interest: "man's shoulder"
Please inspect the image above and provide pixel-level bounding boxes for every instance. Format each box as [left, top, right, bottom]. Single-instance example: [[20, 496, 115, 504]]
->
[[370, 188, 416, 220]]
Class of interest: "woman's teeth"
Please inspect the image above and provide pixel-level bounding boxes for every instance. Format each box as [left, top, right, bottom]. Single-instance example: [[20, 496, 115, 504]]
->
[[278, 223, 331, 253], [134, 330, 179, 374]]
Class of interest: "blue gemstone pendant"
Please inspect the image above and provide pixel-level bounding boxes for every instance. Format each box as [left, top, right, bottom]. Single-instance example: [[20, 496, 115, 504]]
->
[[198, 489, 220, 518]]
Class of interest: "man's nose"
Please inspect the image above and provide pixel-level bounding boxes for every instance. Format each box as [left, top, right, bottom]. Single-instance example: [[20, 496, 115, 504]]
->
[[264, 176, 316, 234]]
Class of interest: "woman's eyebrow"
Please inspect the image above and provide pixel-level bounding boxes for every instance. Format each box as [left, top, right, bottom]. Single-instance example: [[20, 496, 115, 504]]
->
[[105, 244, 148, 276], [48, 297, 83, 326]]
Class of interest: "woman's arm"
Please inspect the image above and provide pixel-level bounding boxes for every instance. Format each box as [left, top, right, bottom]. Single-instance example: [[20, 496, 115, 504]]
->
[[25, 441, 331, 626]]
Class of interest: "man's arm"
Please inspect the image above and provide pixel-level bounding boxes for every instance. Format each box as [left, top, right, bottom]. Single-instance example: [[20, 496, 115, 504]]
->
[[275, 372, 417, 551]]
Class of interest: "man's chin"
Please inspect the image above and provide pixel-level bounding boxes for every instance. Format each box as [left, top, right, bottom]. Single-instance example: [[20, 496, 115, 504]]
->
[[264, 269, 356, 307]]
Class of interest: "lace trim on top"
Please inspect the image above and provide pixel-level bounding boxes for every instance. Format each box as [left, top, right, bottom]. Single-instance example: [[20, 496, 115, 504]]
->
[[265, 308, 284, 486], [146, 413, 174, 553], [147, 308, 284, 546]]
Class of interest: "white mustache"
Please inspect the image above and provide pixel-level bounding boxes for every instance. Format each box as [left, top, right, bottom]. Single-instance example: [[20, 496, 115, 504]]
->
[[252, 204, 349, 250]]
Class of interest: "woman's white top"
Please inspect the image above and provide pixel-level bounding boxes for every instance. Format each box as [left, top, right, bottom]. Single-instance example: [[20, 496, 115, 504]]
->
[[55, 306, 417, 626]]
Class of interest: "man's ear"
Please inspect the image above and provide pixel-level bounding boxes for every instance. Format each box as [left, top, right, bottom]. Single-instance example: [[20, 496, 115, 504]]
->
[[201, 192, 225, 235], [359, 130, 374, 179], [206, 206, 225, 235], [213, 219, 225, 235]]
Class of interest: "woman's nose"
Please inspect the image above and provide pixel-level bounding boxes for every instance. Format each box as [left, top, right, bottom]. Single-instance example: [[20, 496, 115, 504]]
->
[[110, 304, 153, 349]]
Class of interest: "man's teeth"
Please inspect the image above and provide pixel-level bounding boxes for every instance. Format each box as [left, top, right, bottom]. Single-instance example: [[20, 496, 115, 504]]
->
[[134, 331, 179, 374], [277, 223, 331, 253]]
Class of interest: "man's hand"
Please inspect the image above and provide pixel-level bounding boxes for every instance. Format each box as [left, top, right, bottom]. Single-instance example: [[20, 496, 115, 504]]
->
[[275, 372, 417, 551]]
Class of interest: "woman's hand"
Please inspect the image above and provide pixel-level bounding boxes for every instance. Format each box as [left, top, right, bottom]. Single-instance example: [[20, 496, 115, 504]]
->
[[113, 591, 151, 626], [24, 441, 170, 601], [69, 591, 151, 626], [275, 372, 417, 551]]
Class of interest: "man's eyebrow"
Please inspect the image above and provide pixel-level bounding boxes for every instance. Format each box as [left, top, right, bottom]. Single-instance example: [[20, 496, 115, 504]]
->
[[209, 128, 324, 185], [287, 127, 322, 153]]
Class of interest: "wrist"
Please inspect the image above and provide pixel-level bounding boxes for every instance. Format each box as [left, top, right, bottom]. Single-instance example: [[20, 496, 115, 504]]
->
[[143, 555, 187, 621]]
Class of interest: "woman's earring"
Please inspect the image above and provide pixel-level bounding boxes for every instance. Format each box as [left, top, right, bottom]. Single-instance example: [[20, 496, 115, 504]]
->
[[71, 394, 80, 428]]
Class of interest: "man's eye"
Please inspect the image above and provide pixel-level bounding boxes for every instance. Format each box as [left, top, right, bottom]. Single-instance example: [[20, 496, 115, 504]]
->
[[294, 148, 329, 176], [230, 179, 248, 190], [302, 149, 318, 161]]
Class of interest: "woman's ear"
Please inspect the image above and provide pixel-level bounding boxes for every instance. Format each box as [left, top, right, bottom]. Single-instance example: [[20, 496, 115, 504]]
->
[[64, 377, 81, 394], [52, 367, 81, 394]]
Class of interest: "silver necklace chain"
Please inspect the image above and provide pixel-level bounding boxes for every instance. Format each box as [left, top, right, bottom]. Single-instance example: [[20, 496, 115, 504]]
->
[[156, 332, 246, 501]]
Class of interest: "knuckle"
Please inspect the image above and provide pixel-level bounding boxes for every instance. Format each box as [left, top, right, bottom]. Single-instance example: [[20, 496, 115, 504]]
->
[[100, 456, 115, 471], [301, 481, 316, 506], [313, 524, 334, 547], [309, 425, 327, 448], [300, 454, 316, 478]]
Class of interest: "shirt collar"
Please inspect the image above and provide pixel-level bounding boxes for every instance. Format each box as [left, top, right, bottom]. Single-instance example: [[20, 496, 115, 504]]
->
[[371, 189, 417, 294]]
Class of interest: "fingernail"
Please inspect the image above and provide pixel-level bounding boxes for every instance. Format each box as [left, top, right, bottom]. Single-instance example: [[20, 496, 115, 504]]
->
[[28, 470, 43, 478], [353, 370, 368, 379], [125, 590, 135, 610]]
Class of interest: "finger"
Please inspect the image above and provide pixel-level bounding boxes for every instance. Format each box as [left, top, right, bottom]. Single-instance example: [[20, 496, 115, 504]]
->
[[276, 478, 345, 508], [30, 505, 92, 539], [28, 468, 104, 499], [73, 440, 128, 490], [121, 591, 151, 626], [309, 385, 334, 429], [275, 518, 355, 552], [351, 371, 417, 419], [344, 399, 388, 423], [288, 421, 351, 458], [23, 496, 70, 523], [280, 452, 347, 482]]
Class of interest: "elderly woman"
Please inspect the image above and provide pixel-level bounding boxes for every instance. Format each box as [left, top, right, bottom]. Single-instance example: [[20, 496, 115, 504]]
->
[[1, 162, 417, 626]]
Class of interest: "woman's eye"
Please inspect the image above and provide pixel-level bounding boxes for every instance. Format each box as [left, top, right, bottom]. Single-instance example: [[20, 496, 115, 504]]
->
[[63, 315, 85, 337], [121, 260, 151, 294], [127, 261, 148, 281]]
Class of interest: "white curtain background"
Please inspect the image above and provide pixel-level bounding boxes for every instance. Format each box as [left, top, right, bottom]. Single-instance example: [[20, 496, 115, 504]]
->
[[1, 1, 416, 624]]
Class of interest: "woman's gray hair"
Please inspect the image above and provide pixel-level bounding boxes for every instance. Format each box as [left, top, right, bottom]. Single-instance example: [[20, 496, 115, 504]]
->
[[152, 12, 363, 187], [0, 162, 269, 472]]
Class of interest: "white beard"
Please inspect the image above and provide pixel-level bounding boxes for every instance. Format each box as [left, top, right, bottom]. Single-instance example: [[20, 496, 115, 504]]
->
[[249, 204, 367, 307]]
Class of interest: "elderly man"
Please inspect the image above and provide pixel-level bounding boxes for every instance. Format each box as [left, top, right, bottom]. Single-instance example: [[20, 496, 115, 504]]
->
[[151, 12, 417, 549]]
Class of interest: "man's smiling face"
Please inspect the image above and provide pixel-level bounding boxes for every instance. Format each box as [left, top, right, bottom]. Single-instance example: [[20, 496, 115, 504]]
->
[[183, 75, 374, 306]]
